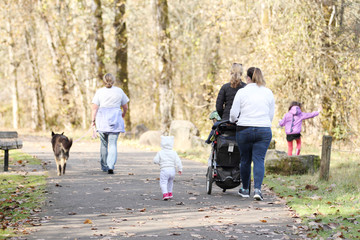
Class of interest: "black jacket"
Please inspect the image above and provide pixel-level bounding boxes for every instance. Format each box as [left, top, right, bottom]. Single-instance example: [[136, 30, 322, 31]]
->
[[216, 82, 246, 120]]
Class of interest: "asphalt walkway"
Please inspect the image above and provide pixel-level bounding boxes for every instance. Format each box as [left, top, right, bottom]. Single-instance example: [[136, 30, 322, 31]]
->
[[20, 135, 300, 240]]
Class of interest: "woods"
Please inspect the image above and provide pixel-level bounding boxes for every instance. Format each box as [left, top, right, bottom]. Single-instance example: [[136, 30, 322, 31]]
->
[[0, 0, 359, 144]]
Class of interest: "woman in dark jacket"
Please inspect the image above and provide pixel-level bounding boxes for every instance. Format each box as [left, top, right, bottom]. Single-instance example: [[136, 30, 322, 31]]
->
[[216, 63, 246, 120]]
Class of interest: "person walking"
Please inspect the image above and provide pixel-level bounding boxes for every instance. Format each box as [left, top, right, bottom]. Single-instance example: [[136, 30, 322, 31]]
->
[[91, 73, 129, 174], [153, 136, 183, 200], [229, 67, 275, 201], [216, 63, 246, 120], [279, 101, 320, 156]]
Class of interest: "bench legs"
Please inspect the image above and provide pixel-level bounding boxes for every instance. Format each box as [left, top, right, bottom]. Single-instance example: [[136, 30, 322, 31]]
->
[[4, 149, 9, 171]]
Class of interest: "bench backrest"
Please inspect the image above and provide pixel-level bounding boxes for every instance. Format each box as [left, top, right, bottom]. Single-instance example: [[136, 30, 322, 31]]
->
[[0, 131, 18, 138]]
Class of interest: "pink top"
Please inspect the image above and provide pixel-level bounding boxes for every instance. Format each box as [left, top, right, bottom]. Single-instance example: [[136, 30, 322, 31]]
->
[[279, 106, 319, 135]]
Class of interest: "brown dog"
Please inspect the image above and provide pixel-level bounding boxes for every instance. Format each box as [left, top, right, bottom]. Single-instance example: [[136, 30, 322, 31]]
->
[[51, 132, 73, 176]]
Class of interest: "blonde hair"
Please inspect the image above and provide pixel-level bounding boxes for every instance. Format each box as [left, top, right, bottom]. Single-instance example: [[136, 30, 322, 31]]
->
[[103, 73, 115, 88], [230, 63, 243, 88], [247, 67, 266, 86]]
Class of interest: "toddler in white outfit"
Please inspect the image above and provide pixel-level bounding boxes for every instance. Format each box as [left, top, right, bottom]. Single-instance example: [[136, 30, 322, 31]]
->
[[153, 136, 183, 200]]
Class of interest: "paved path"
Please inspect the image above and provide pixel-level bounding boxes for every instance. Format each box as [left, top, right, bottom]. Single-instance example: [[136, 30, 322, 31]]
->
[[20, 135, 299, 240]]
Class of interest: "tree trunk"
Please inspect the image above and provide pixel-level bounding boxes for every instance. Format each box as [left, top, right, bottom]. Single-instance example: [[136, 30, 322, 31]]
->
[[6, 18, 19, 129], [114, 0, 131, 131], [204, 33, 220, 113], [154, 0, 173, 135], [39, 0, 70, 127], [92, 0, 106, 85], [25, 25, 46, 131]]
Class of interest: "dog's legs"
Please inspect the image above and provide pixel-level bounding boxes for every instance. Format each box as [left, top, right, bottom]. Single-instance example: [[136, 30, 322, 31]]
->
[[61, 158, 66, 175], [55, 158, 61, 176], [63, 158, 67, 175]]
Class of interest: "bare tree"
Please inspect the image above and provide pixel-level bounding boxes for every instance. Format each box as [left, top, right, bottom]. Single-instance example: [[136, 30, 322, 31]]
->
[[114, 0, 131, 130], [92, 0, 106, 85], [24, 22, 47, 131], [5, 2, 20, 129], [154, 0, 174, 134]]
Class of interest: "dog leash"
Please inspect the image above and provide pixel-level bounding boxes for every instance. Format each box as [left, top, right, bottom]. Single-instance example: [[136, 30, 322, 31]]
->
[[73, 126, 97, 143]]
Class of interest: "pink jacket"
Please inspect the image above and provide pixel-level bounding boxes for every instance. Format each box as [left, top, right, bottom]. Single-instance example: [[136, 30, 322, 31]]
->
[[279, 106, 319, 135]]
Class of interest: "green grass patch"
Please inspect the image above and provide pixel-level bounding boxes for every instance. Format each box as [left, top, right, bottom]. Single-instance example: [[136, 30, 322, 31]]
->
[[0, 150, 46, 239], [0, 150, 41, 167], [264, 148, 360, 239], [0, 174, 46, 239]]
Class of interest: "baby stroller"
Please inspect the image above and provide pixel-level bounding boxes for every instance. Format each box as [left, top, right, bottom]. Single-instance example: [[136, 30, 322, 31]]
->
[[206, 120, 242, 194]]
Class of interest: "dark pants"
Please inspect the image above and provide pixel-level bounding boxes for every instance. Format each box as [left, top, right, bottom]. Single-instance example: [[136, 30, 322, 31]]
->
[[236, 127, 272, 190]]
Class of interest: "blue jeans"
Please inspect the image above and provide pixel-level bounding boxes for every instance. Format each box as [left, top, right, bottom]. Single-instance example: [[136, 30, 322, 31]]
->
[[236, 127, 272, 190], [99, 132, 119, 171]]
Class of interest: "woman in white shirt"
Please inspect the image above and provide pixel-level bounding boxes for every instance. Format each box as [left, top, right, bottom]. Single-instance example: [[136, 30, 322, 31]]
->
[[229, 67, 275, 201], [91, 73, 129, 174]]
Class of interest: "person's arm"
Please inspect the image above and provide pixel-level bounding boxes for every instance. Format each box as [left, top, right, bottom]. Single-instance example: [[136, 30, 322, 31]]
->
[[121, 104, 128, 118], [175, 152, 183, 175], [229, 91, 241, 123], [279, 114, 286, 127], [91, 104, 99, 126], [269, 92, 275, 122], [215, 86, 225, 118], [153, 152, 160, 165], [301, 111, 319, 120]]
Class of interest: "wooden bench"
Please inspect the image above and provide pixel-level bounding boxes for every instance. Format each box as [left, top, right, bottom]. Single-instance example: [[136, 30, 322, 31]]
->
[[0, 131, 23, 171]]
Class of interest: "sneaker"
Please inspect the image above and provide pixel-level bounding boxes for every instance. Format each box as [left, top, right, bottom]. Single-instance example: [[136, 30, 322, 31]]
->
[[162, 193, 169, 201], [238, 188, 250, 198], [108, 169, 114, 174], [168, 192, 173, 199], [253, 188, 264, 201]]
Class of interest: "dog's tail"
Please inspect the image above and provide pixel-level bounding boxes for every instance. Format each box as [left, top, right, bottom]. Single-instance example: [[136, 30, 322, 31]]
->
[[60, 138, 73, 153]]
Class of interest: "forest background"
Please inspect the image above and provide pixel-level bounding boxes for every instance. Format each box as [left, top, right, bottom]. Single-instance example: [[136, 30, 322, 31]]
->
[[0, 0, 359, 149]]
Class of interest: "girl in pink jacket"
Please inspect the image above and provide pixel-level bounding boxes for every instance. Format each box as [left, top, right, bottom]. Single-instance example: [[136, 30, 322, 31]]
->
[[279, 101, 320, 156]]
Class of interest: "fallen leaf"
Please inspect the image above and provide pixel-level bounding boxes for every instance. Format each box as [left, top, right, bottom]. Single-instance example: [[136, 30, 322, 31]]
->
[[332, 231, 344, 238], [309, 195, 322, 201], [260, 219, 267, 223], [305, 184, 319, 191], [167, 232, 181, 236], [84, 219, 93, 224]]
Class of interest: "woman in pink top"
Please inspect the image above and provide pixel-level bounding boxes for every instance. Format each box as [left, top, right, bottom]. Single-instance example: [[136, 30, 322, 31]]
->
[[279, 101, 320, 156]]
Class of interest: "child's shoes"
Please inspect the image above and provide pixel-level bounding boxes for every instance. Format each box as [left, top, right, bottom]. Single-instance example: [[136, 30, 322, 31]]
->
[[168, 192, 173, 199], [162, 193, 170, 200]]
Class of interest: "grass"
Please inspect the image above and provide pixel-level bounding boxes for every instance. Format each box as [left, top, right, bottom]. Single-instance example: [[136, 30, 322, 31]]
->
[[0, 150, 42, 167], [0, 151, 46, 239], [263, 146, 360, 239]]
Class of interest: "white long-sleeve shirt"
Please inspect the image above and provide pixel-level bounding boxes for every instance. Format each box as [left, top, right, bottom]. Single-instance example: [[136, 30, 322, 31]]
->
[[153, 136, 183, 171], [229, 83, 275, 127]]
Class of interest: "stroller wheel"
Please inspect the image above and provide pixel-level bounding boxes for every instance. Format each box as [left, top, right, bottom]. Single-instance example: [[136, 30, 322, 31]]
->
[[206, 166, 213, 195]]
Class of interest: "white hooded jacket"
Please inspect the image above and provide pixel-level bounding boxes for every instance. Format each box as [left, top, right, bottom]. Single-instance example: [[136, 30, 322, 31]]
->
[[153, 136, 183, 171]]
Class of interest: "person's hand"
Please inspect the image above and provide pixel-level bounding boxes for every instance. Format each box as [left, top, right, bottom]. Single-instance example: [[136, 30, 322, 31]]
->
[[178, 171, 182, 175], [317, 106, 322, 112], [92, 126, 97, 139], [122, 112, 126, 118]]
